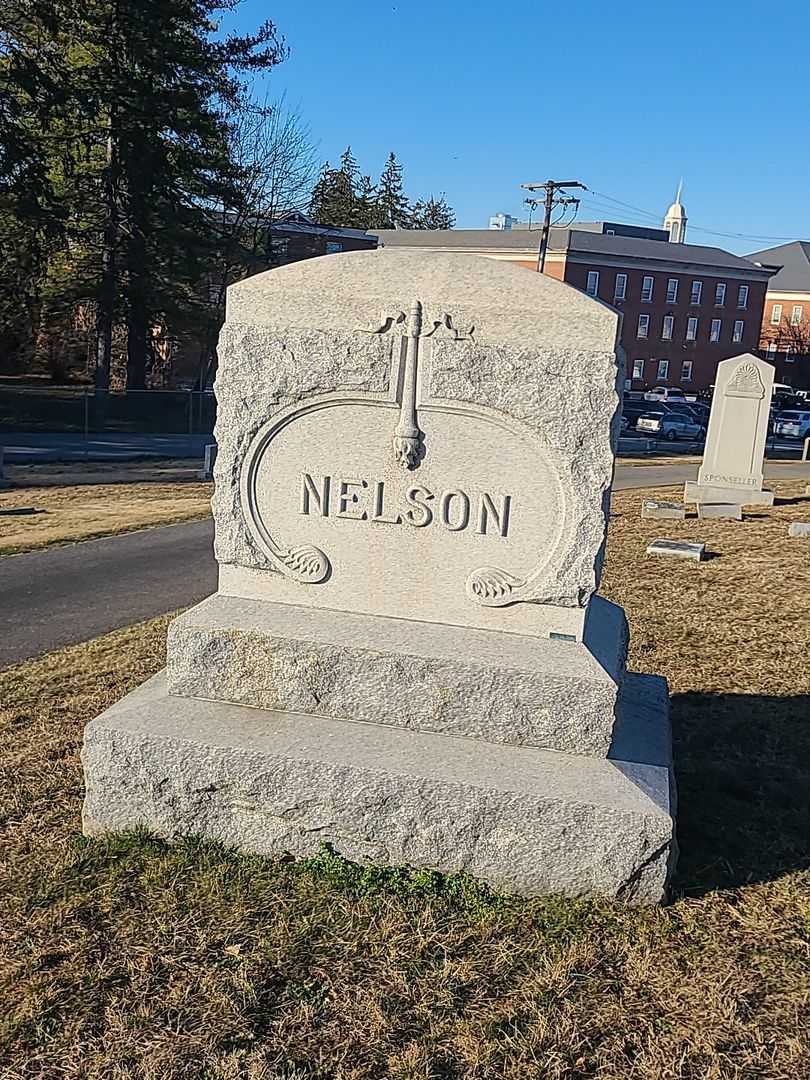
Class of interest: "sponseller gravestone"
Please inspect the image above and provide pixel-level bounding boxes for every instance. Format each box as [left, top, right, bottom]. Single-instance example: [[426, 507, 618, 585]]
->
[[82, 249, 677, 903], [685, 353, 775, 508]]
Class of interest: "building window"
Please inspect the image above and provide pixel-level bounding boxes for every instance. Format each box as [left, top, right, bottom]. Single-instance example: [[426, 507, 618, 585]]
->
[[791, 304, 803, 326], [690, 280, 703, 304], [785, 346, 795, 362], [733, 319, 744, 343], [637, 314, 650, 339], [766, 341, 777, 357], [710, 318, 722, 342], [586, 270, 600, 296], [614, 273, 627, 300], [632, 358, 644, 379], [666, 278, 678, 303], [771, 303, 783, 325], [269, 236, 289, 258], [641, 275, 654, 302], [681, 360, 693, 382], [686, 316, 698, 341], [662, 315, 674, 340], [715, 283, 726, 306], [737, 285, 749, 309], [325, 240, 343, 254], [657, 359, 669, 381]]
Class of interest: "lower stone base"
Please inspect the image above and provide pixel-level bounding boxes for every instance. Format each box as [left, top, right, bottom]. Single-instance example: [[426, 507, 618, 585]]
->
[[684, 480, 774, 506], [81, 671, 677, 904]]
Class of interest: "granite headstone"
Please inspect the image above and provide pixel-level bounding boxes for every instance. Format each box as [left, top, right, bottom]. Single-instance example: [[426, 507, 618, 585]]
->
[[685, 354, 775, 507], [81, 249, 677, 903]]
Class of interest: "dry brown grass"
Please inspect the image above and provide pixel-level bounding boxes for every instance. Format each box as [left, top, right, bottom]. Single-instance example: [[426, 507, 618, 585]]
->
[[0, 479, 212, 554], [1, 483, 809, 1079], [5, 458, 207, 487]]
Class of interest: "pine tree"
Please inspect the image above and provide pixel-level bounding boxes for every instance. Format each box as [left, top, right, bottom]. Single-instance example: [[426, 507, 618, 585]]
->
[[1, 0, 288, 388], [0, 0, 72, 372], [354, 174, 377, 230], [309, 161, 335, 222], [375, 151, 410, 229], [308, 146, 362, 227], [410, 194, 456, 230]]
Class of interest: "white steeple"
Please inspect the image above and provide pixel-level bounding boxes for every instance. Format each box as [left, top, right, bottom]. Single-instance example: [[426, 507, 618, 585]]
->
[[664, 180, 687, 243]]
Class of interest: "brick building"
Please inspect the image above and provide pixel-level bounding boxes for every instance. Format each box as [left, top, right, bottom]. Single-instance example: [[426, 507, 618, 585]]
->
[[256, 211, 377, 268], [748, 241, 810, 390], [373, 221, 774, 392]]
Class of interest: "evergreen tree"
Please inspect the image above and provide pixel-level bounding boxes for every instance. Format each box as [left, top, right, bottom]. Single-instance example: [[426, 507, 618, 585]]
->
[[308, 146, 362, 227], [0, 0, 71, 372], [1, 0, 288, 387], [410, 194, 456, 230], [355, 174, 377, 230], [375, 151, 410, 229], [309, 160, 335, 222]]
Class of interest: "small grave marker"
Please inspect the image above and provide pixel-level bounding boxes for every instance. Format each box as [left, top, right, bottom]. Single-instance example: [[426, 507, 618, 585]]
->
[[641, 498, 685, 520], [647, 538, 706, 561], [697, 503, 742, 520]]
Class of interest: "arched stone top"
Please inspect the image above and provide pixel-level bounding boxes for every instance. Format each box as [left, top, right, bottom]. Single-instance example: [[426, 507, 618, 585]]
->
[[226, 248, 619, 353]]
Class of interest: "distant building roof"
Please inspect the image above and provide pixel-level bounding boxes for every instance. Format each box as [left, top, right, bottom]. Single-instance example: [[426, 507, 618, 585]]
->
[[747, 241, 810, 291], [564, 229, 765, 273], [372, 227, 773, 276], [371, 228, 545, 249]]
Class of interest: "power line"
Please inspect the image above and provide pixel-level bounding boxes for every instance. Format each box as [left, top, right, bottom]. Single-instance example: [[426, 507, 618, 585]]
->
[[586, 187, 800, 245], [520, 179, 585, 271], [586, 189, 662, 223]]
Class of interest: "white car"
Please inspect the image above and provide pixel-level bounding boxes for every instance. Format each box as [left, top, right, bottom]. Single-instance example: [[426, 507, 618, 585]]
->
[[636, 408, 705, 441], [643, 386, 688, 403], [774, 410, 810, 440]]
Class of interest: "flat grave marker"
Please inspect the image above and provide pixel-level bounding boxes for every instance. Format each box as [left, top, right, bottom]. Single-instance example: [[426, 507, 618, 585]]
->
[[647, 538, 706, 561], [641, 498, 685, 520]]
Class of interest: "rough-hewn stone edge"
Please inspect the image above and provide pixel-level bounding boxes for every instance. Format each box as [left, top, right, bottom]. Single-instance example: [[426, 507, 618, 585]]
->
[[211, 319, 622, 608], [81, 671, 676, 904], [164, 594, 628, 757], [684, 481, 774, 506]]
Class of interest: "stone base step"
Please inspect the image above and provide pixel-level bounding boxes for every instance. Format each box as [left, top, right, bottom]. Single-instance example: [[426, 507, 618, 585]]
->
[[81, 670, 676, 904], [166, 593, 629, 758]]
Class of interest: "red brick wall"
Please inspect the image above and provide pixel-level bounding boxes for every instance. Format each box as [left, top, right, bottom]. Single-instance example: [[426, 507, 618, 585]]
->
[[514, 258, 566, 279], [561, 263, 768, 391], [759, 295, 810, 388]]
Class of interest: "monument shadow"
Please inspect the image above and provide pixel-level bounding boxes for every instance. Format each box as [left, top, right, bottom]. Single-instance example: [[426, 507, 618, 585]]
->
[[670, 690, 810, 895]]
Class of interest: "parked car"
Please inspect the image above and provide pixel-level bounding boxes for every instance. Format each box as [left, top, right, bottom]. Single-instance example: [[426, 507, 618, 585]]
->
[[643, 386, 687, 403], [682, 401, 710, 425], [636, 407, 705, 441], [621, 399, 654, 428], [773, 410, 810, 440]]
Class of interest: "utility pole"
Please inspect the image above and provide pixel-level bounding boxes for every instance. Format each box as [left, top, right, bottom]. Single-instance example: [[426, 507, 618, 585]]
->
[[520, 179, 585, 273]]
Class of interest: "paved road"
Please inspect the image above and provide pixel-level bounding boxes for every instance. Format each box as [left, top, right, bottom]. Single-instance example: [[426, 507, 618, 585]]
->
[[2, 459, 810, 668], [0, 519, 216, 668], [3, 431, 807, 464], [613, 459, 810, 490], [3, 432, 211, 462]]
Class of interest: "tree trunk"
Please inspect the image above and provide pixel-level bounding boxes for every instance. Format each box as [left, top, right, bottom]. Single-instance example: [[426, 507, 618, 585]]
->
[[94, 5, 119, 392], [126, 219, 149, 390], [126, 292, 149, 390]]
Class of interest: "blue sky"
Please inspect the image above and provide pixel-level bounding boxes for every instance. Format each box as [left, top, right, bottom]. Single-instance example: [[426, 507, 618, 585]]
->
[[224, 0, 809, 254]]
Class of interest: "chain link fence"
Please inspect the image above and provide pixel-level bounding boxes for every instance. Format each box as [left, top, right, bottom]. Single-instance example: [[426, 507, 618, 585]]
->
[[0, 385, 216, 457]]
